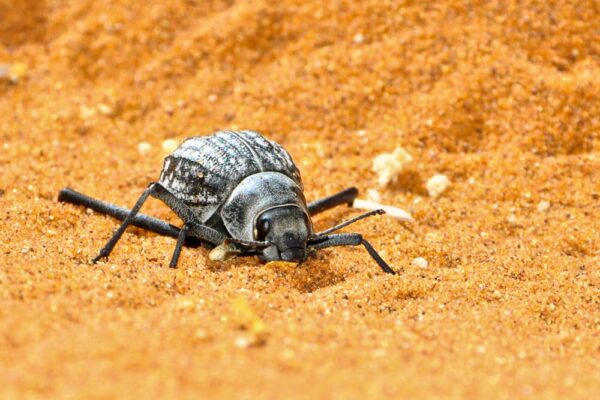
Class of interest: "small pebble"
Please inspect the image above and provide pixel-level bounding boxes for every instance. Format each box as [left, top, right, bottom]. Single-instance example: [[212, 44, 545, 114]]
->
[[208, 94, 218, 102], [372, 147, 413, 186], [79, 105, 96, 120], [209, 242, 241, 261], [137, 142, 152, 155], [353, 33, 365, 44], [537, 200, 550, 212], [162, 138, 179, 153], [0, 63, 27, 83], [426, 174, 450, 198], [0, 64, 8, 79], [98, 103, 116, 117], [235, 336, 251, 349], [412, 257, 428, 268]]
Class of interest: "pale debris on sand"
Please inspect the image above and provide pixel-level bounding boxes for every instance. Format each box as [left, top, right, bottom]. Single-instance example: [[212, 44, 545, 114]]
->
[[412, 257, 429, 268], [137, 142, 152, 155], [0, 63, 27, 83], [537, 200, 551, 212], [354, 199, 414, 223], [162, 138, 179, 154], [209, 241, 242, 261], [372, 147, 413, 186], [426, 174, 451, 198]]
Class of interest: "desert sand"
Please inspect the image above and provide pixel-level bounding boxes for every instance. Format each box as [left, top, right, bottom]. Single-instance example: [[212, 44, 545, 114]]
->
[[0, 1, 599, 398]]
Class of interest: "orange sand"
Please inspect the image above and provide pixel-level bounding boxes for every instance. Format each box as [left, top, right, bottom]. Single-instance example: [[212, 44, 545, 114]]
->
[[1, 1, 599, 398]]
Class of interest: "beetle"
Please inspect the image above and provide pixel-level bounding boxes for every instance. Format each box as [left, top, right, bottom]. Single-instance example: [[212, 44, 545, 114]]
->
[[58, 130, 398, 274]]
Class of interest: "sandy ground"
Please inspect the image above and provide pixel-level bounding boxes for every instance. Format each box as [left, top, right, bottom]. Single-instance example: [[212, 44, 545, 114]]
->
[[1, 1, 599, 398]]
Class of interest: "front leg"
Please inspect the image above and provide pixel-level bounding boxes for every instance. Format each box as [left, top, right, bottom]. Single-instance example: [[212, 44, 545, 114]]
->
[[308, 233, 396, 275]]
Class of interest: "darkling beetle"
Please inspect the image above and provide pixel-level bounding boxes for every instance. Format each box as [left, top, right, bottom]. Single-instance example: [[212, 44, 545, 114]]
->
[[58, 130, 396, 274]]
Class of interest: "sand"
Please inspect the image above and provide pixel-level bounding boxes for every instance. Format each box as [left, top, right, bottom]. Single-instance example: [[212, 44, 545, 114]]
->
[[1, 1, 599, 398]]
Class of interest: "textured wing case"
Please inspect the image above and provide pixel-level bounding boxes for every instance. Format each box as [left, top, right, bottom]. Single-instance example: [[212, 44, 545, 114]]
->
[[158, 130, 302, 222]]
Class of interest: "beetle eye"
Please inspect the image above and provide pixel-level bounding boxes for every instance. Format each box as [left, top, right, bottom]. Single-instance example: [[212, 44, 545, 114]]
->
[[255, 216, 270, 241]]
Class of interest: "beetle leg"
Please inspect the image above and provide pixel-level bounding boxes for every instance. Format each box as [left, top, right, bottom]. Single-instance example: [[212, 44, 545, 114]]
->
[[58, 187, 183, 239], [307, 233, 396, 275], [307, 187, 358, 216], [169, 225, 189, 268], [185, 222, 228, 246], [92, 183, 159, 263]]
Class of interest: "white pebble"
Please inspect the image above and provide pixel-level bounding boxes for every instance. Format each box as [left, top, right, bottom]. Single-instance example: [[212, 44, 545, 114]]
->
[[162, 138, 179, 153], [372, 147, 413, 186], [353, 33, 365, 44], [137, 142, 152, 155], [208, 94, 218, 102], [98, 103, 115, 116], [537, 200, 551, 212], [234, 336, 250, 349], [426, 174, 451, 198], [412, 257, 428, 268], [0, 64, 8, 79]]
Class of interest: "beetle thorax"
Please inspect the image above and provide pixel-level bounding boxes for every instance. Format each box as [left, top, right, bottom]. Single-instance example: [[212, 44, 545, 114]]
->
[[220, 172, 311, 242]]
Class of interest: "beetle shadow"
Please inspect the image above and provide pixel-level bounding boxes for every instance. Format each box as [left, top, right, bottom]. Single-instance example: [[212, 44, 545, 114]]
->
[[201, 253, 347, 292], [265, 254, 348, 293]]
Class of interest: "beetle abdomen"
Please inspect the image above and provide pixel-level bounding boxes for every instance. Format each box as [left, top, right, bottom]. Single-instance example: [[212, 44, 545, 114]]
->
[[158, 130, 302, 222]]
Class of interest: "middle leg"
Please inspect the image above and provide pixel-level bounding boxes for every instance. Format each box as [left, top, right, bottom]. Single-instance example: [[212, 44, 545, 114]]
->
[[307, 187, 358, 216]]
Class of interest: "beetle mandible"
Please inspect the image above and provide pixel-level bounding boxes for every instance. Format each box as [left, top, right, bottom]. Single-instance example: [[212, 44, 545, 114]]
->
[[59, 130, 397, 274]]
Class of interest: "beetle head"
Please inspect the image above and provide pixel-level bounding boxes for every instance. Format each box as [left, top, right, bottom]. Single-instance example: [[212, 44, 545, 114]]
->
[[254, 206, 311, 263]]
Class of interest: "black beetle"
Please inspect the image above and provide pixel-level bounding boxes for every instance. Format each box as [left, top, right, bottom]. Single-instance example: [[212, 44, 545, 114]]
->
[[58, 130, 397, 274]]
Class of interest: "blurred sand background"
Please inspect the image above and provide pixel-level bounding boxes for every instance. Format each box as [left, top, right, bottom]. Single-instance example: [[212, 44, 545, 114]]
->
[[0, 0, 599, 398]]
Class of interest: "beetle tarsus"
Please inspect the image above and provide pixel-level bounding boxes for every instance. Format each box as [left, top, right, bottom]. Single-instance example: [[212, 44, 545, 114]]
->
[[169, 225, 188, 268]]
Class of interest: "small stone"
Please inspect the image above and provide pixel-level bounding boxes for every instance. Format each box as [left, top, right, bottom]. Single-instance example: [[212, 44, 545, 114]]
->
[[207, 94, 218, 102], [235, 335, 251, 348], [79, 105, 96, 120], [137, 142, 152, 155], [195, 329, 211, 341], [507, 214, 518, 224], [353, 33, 365, 44], [98, 103, 117, 117], [161, 138, 179, 153], [209, 241, 241, 261], [537, 200, 550, 212], [0, 64, 8, 79], [426, 174, 451, 198], [0, 63, 27, 83], [174, 297, 196, 311], [372, 147, 413, 186], [412, 257, 428, 268]]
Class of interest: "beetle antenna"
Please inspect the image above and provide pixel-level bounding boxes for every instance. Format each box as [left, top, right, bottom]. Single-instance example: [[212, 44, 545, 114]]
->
[[312, 209, 385, 237]]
